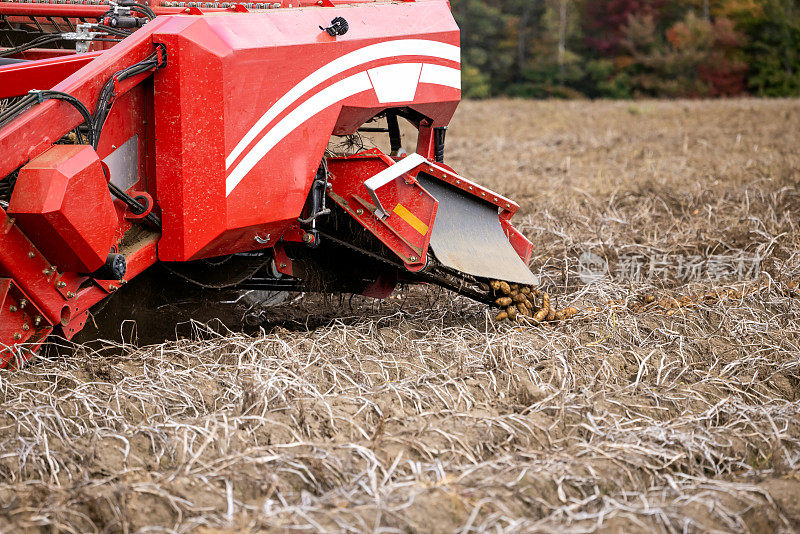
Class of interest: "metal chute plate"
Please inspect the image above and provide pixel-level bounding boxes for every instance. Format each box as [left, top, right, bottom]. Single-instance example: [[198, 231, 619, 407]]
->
[[417, 175, 537, 285]]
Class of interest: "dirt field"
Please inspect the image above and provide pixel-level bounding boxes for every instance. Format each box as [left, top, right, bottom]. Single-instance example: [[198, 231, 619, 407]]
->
[[2, 98, 800, 533]]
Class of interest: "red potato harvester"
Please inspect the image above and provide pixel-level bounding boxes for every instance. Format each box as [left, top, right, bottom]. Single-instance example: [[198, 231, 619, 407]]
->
[[0, 0, 538, 367]]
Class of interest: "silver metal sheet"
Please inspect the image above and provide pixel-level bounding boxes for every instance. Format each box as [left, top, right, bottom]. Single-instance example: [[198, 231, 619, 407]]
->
[[103, 134, 139, 191], [418, 175, 537, 285]]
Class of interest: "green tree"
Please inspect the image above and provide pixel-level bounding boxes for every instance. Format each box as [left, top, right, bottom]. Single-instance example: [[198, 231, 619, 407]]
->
[[452, 0, 511, 97], [451, 0, 798, 98], [743, 0, 800, 96]]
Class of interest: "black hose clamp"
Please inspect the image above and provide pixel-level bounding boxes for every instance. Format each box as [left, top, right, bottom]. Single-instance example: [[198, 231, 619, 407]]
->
[[154, 42, 167, 69]]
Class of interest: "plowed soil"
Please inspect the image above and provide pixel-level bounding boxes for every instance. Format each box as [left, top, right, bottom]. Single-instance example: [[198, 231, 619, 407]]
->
[[1, 98, 800, 533]]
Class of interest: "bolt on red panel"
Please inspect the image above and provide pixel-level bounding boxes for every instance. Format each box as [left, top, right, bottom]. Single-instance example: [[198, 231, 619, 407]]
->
[[0, 279, 53, 368]]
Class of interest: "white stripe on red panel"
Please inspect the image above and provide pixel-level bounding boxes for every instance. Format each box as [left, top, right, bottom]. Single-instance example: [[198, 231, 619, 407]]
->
[[225, 61, 461, 197], [225, 39, 460, 170], [226, 72, 373, 196]]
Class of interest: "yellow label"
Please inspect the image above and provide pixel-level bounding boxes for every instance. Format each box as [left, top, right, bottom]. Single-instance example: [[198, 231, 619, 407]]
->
[[393, 204, 429, 235]]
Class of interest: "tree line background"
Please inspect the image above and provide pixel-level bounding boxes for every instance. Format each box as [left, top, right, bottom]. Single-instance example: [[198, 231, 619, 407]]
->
[[453, 0, 800, 98]]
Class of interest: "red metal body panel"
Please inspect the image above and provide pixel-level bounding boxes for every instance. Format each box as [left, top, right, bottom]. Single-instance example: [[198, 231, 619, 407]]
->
[[8, 145, 118, 273], [149, 2, 460, 260], [327, 151, 438, 269], [0, 53, 101, 99]]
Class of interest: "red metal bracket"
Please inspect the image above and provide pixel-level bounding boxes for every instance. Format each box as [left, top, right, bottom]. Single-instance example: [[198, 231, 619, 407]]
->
[[281, 225, 309, 244], [0, 279, 53, 368], [273, 243, 293, 276], [326, 151, 437, 270]]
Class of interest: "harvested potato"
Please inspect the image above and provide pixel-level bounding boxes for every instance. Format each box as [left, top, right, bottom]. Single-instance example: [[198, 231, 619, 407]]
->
[[489, 280, 578, 327], [560, 307, 578, 319], [539, 292, 550, 315], [496, 297, 513, 307], [507, 305, 518, 320]]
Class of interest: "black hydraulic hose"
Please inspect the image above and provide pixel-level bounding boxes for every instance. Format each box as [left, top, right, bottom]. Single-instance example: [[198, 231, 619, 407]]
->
[[108, 180, 161, 229], [0, 91, 95, 146], [129, 4, 156, 20], [91, 50, 160, 148], [94, 24, 132, 37], [0, 94, 36, 124], [0, 33, 63, 58], [38, 91, 96, 147]]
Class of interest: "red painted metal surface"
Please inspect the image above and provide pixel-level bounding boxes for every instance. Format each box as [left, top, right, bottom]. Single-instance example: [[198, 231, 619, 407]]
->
[[0, 279, 52, 368], [8, 145, 118, 273], [0, 53, 101, 99], [147, 2, 460, 261], [327, 151, 437, 269], [500, 219, 533, 267]]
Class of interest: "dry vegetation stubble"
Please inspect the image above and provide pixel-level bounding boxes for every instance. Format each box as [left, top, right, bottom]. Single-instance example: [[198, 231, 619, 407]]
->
[[1, 98, 800, 532]]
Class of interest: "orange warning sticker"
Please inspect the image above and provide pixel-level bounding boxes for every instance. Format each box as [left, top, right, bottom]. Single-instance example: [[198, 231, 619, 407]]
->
[[393, 204, 429, 235]]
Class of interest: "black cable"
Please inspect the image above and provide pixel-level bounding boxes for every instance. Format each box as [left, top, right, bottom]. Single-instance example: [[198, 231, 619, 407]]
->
[[0, 91, 94, 148], [98, 165, 161, 229], [94, 24, 132, 37], [0, 94, 36, 124], [109, 181, 161, 228], [91, 50, 159, 148], [0, 33, 62, 58], [129, 4, 156, 20], [36, 90, 95, 147]]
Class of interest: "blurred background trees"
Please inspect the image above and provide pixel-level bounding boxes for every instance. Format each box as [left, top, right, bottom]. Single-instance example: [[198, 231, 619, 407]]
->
[[453, 0, 800, 98]]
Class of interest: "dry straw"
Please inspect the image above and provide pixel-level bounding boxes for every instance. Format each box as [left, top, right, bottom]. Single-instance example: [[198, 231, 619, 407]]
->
[[1, 98, 799, 532]]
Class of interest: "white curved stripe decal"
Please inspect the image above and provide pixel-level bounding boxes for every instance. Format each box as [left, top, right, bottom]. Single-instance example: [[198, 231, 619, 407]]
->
[[420, 64, 461, 90], [226, 39, 460, 169], [368, 63, 424, 104], [225, 72, 373, 196], [225, 63, 462, 197]]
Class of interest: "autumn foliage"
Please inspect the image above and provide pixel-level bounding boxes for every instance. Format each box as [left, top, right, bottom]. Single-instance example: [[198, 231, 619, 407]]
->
[[454, 0, 800, 98]]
